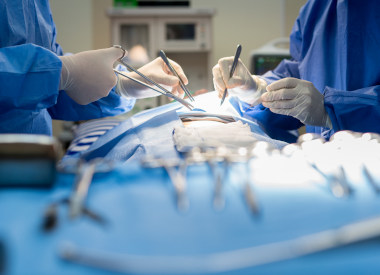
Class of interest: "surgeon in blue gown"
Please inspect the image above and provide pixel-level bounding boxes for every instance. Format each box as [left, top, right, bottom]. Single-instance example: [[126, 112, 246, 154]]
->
[[0, 0, 187, 136], [213, 0, 380, 143]]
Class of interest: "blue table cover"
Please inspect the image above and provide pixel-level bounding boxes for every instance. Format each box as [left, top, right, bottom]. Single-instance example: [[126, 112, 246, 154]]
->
[[1, 162, 380, 275], [1, 93, 380, 274], [63, 92, 287, 164]]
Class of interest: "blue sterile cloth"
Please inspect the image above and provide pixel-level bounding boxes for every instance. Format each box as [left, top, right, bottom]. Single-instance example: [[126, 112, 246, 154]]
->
[[1, 162, 380, 275], [62, 92, 287, 164], [72, 103, 184, 163]]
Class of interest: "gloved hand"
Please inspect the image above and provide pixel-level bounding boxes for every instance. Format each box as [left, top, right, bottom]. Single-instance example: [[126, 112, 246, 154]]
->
[[115, 57, 188, 99], [261, 77, 332, 128], [59, 47, 125, 105], [212, 56, 267, 105]]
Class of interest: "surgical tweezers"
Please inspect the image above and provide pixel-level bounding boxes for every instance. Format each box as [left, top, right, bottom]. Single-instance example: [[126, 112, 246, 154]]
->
[[159, 50, 194, 102], [220, 44, 242, 106], [113, 70, 193, 111], [113, 45, 193, 111]]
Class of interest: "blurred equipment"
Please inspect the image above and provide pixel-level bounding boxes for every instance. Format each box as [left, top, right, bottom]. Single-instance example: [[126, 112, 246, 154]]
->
[[42, 197, 106, 232], [113, 0, 190, 8], [250, 37, 291, 75], [59, 214, 380, 274], [108, 7, 215, 113], [113, 0, 138, 8], [0, 134, 60, 188]]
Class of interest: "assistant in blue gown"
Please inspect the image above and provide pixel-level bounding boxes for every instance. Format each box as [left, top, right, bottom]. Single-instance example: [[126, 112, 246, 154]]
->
[[0, 0, 135, 135], [231, 0, 380, 143]]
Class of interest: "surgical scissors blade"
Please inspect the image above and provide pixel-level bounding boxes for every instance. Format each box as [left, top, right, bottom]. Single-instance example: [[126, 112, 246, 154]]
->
[[113, 70, 193, 111], [220, 44, 242, 106], [159, 50, 194, 102]]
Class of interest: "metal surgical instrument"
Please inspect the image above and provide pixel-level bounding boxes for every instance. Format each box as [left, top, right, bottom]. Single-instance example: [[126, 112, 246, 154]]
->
[[201, 147, 228, 211], [162, 160, 189, 212], [159, 50, 194, 102], [232, 147, 260, 216], [69, 158, 101, 219], [113, 45, 193, 111], [296, 133, 353, 198], [113, 70, 193, 111], [42, 197, 106, 232], [362, 165, 380, 194], [220, 44, 242, 106], [59, 215, 380, 274], [141, 157, 189, 212]]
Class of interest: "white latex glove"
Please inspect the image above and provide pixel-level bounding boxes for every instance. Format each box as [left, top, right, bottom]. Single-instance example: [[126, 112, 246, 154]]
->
[[59, 47, 125, 105], [261, 77, 332, 128], [115, 57, 188, 99], [212, 56, 267, 105]]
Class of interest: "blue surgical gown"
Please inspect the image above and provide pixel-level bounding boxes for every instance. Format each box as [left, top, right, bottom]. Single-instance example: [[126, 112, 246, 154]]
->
[[234, 0, 380, 142], [0, 0, 134, 135]]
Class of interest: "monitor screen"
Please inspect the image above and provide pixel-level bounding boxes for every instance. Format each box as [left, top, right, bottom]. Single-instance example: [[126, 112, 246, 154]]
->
[[251, 55, 291, 75], [166, 24, 195, 40]]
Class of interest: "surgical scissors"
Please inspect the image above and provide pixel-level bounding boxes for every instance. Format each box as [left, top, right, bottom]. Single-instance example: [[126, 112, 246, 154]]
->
[[159, 50, 194, 102], [200, 147, 228, 211], [113, 45, 194, 111], [162, 160, 189, 212], [69, 158, 101, 219], [220, 44, 242, 106], [141, 156, 189, 212]]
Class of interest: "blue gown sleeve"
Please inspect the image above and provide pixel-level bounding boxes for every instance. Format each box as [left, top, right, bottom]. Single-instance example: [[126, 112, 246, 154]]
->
[[47, 88, 135, 121], [324, 85, 380, 136], [0, 44, 61, 113]]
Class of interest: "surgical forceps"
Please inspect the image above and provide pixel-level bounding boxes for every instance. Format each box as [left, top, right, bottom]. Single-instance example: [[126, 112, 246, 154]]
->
[[296, 133, 353, 198], [163, 160, 189, 212], [220, 44, 242, 106], [141, 157, 189, 212], [113, 45, 194, 111], [41, 158, 111, 231], [196, 147, 228, 211], [207, 153, 227, 211], [159, 50, 194, 102], [69, 158, 102, 219], [230, 146, 260, 216], [363, 165, 380, 194], [42, 197, 106, 232]]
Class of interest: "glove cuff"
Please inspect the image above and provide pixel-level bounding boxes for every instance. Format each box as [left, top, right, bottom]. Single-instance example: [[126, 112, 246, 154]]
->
[[238, 75, 267, 106], [58, 56, 73, 91], [255, 76, 268, 95], [115, 74, 134, 99]]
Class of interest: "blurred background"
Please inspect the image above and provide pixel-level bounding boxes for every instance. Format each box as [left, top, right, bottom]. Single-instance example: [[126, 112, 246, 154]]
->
[[49, 0, 307, 137]]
